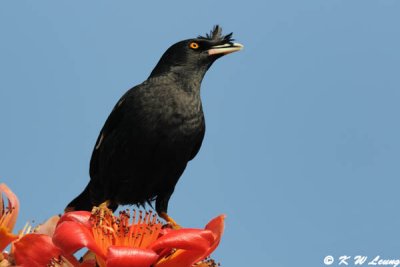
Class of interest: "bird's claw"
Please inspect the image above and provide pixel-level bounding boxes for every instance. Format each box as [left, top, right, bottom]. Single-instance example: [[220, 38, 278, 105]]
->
[[160, 212, 181, 229]]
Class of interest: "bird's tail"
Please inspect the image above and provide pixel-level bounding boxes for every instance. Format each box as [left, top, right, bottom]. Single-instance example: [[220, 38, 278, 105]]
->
[[65, 183, 94, 212]]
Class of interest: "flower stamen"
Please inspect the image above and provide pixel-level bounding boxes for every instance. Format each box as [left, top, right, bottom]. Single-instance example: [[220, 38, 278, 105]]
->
[[89, 206, 162, 257]]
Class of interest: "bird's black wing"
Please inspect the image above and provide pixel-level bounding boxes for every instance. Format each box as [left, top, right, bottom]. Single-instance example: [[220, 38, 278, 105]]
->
[[88, 83, 184, 206], [188, 119, 205, 161], [89, 91, 130, 180]]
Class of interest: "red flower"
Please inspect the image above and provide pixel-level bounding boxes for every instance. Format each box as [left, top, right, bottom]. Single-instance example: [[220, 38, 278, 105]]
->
[[13, 233, 75, 267], [0, 184, 19, 252], [53, 207, 224, 267], [11, 214, 95, 267]]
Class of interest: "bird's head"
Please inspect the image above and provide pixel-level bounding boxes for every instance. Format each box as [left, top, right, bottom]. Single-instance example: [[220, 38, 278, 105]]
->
[[149, 25, 243, 79]]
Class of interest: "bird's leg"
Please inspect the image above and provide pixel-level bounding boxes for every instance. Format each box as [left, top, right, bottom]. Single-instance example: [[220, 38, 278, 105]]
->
[[159, 212, 181, 229], [156, 193, 181, 229]]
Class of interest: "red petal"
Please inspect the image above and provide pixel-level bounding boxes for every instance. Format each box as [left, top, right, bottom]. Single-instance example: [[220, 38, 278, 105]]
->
[[58, 211, 92, 228], [153, 215, 226, 267], [53, 221, 105, 259], [12, 233, 62, 267], [154, 249, 207, 267], [205, 215, 225, 237], [106, 246, 158, 267], [149, 229, 214, 252], [203, 214, 225, 257]]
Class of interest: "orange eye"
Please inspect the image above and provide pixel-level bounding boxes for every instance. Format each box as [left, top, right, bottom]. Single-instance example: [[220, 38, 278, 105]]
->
[[189, 42, 199, 49]]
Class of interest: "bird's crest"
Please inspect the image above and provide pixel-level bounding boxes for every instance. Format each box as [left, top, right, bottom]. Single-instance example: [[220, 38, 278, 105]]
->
[[198, 25, 234, 44]]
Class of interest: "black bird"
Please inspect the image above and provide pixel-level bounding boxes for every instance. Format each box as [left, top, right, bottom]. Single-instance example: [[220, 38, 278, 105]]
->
[[66, 25, 243, 226]]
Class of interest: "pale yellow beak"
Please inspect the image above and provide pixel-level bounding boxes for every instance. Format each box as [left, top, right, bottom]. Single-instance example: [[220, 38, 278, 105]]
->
[[208, 42, 244, 56]]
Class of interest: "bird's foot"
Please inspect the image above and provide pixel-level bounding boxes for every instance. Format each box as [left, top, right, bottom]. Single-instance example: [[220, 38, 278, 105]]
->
[[159, 212, 181, 229]]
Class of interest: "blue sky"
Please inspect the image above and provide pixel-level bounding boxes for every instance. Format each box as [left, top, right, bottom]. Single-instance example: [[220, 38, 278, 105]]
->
[[1, 1, 400, 266]]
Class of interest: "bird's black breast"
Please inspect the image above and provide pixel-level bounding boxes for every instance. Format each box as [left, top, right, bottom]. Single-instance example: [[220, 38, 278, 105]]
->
[[89, 77, 205, 206]]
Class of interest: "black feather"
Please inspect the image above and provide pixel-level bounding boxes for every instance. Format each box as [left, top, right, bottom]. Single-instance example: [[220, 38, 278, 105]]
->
[[198, 25, 234, 44]]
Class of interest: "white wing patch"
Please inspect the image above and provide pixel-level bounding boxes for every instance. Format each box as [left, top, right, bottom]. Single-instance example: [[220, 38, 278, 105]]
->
[[95, 133, 104, 150], [117, 98, 125, 107]]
